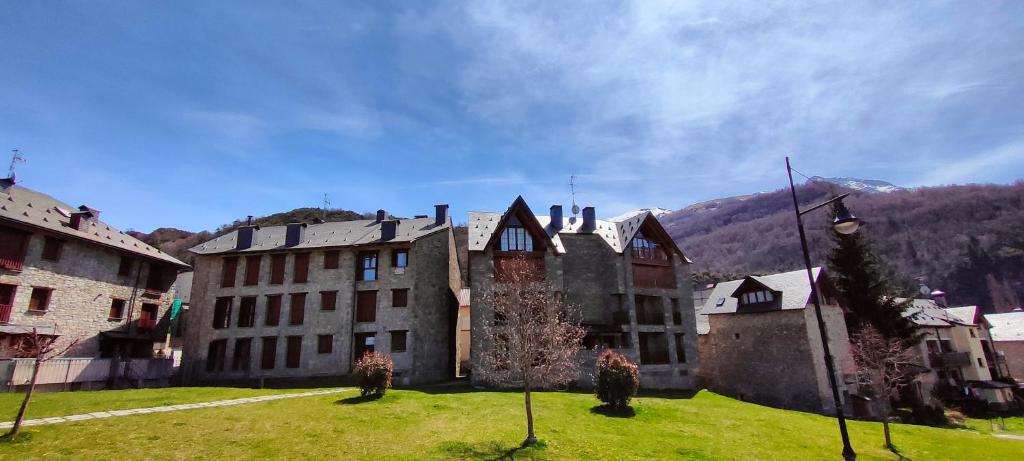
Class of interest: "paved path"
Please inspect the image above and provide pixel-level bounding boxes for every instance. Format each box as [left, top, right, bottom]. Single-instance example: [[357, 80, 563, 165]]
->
[[993, 433, 1024, 441], [0, 388, 346, 430]]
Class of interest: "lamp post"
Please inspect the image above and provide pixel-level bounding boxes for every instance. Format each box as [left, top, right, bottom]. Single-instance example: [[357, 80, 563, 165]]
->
[[786, 156, 860, 461]]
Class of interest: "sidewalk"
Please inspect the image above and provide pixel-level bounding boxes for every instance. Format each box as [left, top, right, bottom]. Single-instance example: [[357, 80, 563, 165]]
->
[[0, 388, 346, 430]]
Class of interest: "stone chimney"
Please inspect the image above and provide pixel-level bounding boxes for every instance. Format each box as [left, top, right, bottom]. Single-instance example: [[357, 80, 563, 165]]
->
[[236, 224, 260, 250], [380, 220, 398, 241], [931, 290, 948, 307], [434, 204, 448, 226], [550, 205, 563, 231], [376, 209, 386, 223], [581, 206, 596, 231], [69, 206, 99, 230], [285, 221, 307, 247]]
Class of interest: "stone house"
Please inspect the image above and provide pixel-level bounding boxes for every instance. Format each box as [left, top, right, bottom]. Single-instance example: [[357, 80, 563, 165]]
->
[[697, 268, 856, 414], [0, 177, 189, 359], [468, 196, 699, 390], [181, 206, 460, 386], [905, 298, 1016, 408], [984, 308, 1023, 386]]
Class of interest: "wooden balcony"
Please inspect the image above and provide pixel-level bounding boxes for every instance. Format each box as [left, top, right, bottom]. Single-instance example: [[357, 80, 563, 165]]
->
[[0, 303, 12, 324], [0, 256, 24, 272], [632, 263, 676, 289]]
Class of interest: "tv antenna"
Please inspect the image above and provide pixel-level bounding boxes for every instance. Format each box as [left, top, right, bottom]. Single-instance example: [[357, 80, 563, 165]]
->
[[569, 174, 580, 218], [9, 149, 25, 180], [321, 193, 331, 220]]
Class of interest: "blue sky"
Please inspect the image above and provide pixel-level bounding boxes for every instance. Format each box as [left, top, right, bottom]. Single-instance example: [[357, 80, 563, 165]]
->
[[2, 1, 1022, 232]]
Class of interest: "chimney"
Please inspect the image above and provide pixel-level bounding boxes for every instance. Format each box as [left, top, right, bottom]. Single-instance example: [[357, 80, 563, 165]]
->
[[380, 220, 398, 241], [0, 177, 14, 193], [285, 221, 307, 247], [581, 206, 596, 231], [931, 290, 947, 308], [78, 205, 100, 221], [550, 205, 563, 231], [69, 207, 97, 230], [236, 224, 259, 250], [434, 204, 448, 226], [376, 209, 386, 223]]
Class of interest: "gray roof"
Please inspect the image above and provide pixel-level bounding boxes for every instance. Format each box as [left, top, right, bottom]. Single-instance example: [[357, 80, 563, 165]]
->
[[702, 267, 823, 316], [984, 310, 1024, 341], [896, 298, 979, 328], [0, 183, 188, 267], [189, 217, 450, 255]]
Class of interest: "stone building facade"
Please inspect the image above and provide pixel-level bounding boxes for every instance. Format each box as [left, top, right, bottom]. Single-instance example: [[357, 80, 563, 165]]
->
[[468, 196, 699, 390], [697, 268, 856, 415], [0, 178, 189, 358], [181, 206, 460, 386]]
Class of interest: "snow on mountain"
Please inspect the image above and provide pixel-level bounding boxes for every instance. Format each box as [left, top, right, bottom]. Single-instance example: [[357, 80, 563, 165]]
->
[[808, 176, 905, 193], [608, 207, 673, 222]]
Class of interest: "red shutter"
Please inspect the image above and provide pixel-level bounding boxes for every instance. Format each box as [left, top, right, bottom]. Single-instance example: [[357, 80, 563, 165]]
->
[[323, 250, 339, 269], [265, 295, 281, 326], [244, 255, 261, 286], [270, 254, 286, 284], [289, 293, 306, 325], [356, 291, 377, 322], [294, 253, 310, 283], [221, 257, 238, 287]]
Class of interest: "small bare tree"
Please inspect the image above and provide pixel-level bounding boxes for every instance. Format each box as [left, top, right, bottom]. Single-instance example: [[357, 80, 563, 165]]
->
[[849, 325, 920, 451], [8, 328, 79, 436], [477, 255, 586, 446]]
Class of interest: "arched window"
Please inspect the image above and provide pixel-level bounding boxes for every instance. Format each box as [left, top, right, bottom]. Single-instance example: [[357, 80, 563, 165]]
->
[[499, 217, 534, 252]]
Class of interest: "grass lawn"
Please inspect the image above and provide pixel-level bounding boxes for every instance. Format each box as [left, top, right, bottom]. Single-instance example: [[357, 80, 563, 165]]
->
[[0, 387, 1020, 460], [0, 387, 316, 421], [965, 415, 1024, 436]]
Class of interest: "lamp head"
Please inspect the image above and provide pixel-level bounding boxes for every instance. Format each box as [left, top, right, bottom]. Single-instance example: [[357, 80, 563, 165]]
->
[[832, 199, 861, 235]]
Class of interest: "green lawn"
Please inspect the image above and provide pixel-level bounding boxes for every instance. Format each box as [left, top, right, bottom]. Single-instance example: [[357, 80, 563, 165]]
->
[[0, 387, 1020, 460], [0, 387, 314, 421]]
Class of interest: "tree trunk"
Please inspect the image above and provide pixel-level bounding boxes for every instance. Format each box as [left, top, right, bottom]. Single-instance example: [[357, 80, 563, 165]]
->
[[882, 399, 893, 450], [9, 358, 41, 436], [523, 381, 537, 446]]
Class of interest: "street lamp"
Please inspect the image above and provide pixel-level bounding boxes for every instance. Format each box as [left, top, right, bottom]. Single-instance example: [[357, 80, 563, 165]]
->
[[786, 156, 859, 461]]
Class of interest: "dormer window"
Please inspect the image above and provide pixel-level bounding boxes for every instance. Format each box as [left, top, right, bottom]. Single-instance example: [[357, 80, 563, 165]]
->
[[631, 232, 668, 262], [739, 290, 774, 305], [499, 218, 533, 252]]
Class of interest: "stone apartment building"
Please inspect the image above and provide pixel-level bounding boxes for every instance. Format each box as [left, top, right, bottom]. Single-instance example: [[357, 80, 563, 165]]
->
[[181, 206, 460, 386], [468, 196, 699, 389], [697, 268, 856, 415], [0, 177, 189, 358]]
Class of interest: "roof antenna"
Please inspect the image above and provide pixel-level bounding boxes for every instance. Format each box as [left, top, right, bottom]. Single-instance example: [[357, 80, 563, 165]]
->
[[322, 193, 331, 221], [8, 149, 25, 182], [569, 174, 580, 221]]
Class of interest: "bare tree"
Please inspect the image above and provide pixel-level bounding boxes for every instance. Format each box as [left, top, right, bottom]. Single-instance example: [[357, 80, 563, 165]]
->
[[7, 328, 79, 436], [476, 255, 586, 446], [849, 325, 920, 451]]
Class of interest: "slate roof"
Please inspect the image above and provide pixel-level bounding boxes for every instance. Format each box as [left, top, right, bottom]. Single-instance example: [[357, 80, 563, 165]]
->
[[189, 217, 450, 255], [702, 267, 823, 315], [0, 183, 188, 267], [896, 298, 979, 328], [984, 310, 1024, 342]]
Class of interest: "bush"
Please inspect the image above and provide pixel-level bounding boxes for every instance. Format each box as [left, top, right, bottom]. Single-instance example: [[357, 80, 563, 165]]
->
[[595, 350, 639, 409], [354, 352, 393, 397]]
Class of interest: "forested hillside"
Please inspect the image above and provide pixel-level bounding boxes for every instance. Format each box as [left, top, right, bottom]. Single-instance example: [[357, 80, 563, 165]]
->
[[664, 181, 1024, 313]]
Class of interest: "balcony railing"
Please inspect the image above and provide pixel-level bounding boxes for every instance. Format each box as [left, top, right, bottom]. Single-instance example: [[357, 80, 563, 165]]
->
[[632, 264, 676, 289], [929, 352, 971, 368], [0, 303, 11, 324], [0, 256, 24, 272]]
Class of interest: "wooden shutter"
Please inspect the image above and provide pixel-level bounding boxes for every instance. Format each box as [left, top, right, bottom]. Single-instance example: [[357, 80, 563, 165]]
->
[[221, 257, 238, 287], [323, 250, 339, 269], [392, 289, 408, 307], [270, 254, 286, 284], [289, 293, 306, 325], [356, 290, 377, 322], [320, 291, 337, 311], [265, 295, 281, 326], [286, 336, 302, 368], [239, 297, 256, 327], [318, 335, 333, 354], [261, 337, 277, 369], [391, 330, 407, 352], [294, 252, 310, 283], [244, 255, 261, 286]]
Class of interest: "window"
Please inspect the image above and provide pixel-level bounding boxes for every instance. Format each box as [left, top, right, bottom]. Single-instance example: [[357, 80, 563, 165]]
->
[[41, 237, 63, 262], [0, 284, 15, 323], [356, 290, 377, 322], [0, 226, 29, 271], [293, 252, 310, 283], [739, 290, 774, 305], [318, 334, 333, 354], [221, 257, 238, 288], [639, 333, 669, 364], [232, 338, 252, 371], [499, 219, 533, 251], [733, 332, 741, 340], [323, 250, 340, 269], [289, 293, 306, 325], [270, 254, 286, 284], [244, 255, 261, 286], [108, 298, 126, 319], [286, 336, 302, 368], [357, 251, 378, 281], [28, 287, 52, 311], [118, 256, 133, 276], [671, 298, 682, 325], [969, 329, 976, 338], [238, 296, 256, 328], [145, 264, 166, 292], [212, 297, 232, 329], [391, 330, 408, 352], [320, 291, 337, 311], [206, 339, 227, 372], [354, 333, 375, 362], [265, 295, 282, 326], [977, 357, 985, 367], [139, 303, 158, 331], [635, 295, 664, 325], [392, 289, 409, 308], [261, 337, 277, 369], [392, 249, 409, 269], [675, 333, 687, 363], [631, 232, 668, 262]]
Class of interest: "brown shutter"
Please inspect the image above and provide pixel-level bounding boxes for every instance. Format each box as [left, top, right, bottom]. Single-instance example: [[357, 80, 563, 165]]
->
[[239, 297, 257, 327], [270, 254, 286, 284], [265, 295, 281, 326], [261, 337, 277, 369], [323, 250, 339, 269], [221, 257, 238, 288], [392, 289, 408, 307], [286, 336, 302, 368], [244, 255, 261, 286], [356, 290, 377, 322], [289, 293, 306, 325], [294, 252, 310, 283], [321, 291, 337, 311]]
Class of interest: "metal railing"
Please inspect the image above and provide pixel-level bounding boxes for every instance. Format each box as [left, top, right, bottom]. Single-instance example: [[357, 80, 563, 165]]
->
[[0, 256, 24, 272]]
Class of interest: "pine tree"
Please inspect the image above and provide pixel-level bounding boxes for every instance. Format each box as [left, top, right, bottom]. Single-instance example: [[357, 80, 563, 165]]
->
[[826, 203, 920, 344]]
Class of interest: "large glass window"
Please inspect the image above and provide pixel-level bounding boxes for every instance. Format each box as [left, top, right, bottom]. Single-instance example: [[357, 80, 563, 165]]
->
[[357, 251, 378, 281], [500, 219, 533, 252]]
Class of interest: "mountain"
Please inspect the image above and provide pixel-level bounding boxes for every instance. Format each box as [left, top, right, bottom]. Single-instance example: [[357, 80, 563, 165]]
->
[[608, 207, 673, 222], [808, 176, 906, 193], [663, 181, 1024, 313]]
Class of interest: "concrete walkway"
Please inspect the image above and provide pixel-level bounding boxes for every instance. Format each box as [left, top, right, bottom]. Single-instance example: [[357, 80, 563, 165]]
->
[[993, 433, 1024, 441], [0, 388, 346, 430]]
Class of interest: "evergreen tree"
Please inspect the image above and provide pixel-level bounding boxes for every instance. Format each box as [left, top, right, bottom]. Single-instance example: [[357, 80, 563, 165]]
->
[[826, 203, 920, 344]]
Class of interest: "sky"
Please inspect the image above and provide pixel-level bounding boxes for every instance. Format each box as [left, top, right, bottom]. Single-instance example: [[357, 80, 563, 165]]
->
[[1, 1, 1023, 232]]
